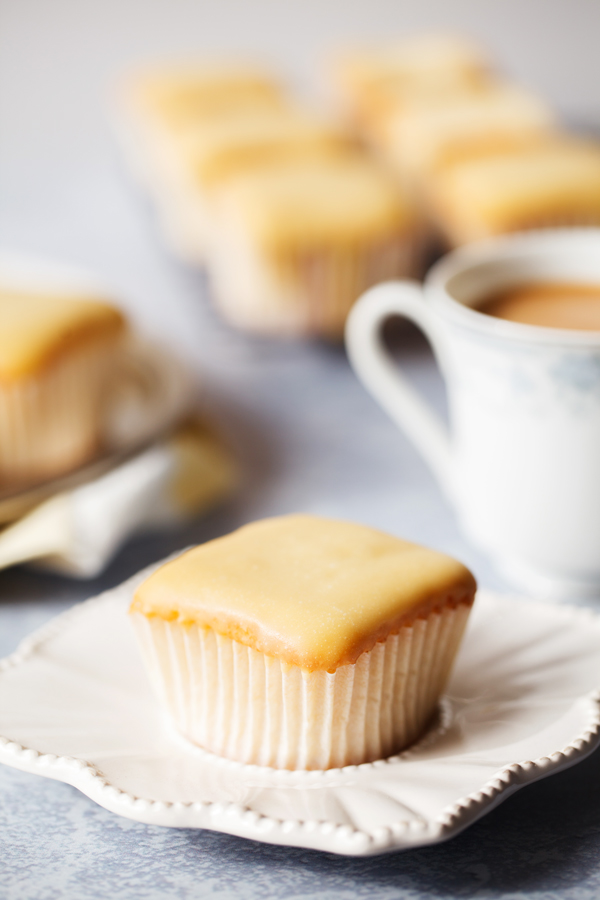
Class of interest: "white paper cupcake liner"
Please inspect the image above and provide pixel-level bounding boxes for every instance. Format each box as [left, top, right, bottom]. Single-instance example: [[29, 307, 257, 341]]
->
[[131, 601, 471, 770], [298, 233, 423, 337], [210, 230, 423, 338], [0, 338, 122, 483]]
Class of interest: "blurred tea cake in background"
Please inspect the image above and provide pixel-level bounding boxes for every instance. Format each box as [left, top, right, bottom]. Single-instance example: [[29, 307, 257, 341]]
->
[[118, 63, 287, 184], [427, 137, 600, 244], [146, 105, 355, 263], [0, 292, 126, 485], [375, 82, 554, 179], [207, 152, 419, 337], [328, 34, 492, 137]]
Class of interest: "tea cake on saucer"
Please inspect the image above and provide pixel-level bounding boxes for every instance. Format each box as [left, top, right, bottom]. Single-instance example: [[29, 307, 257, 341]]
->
[[130, 514, 476, 770]]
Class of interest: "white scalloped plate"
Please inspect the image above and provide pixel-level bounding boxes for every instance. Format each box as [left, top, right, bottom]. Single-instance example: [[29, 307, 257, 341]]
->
[[1, 567, 600, 857]]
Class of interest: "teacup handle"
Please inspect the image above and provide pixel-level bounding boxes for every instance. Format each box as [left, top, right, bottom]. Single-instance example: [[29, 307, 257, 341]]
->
[[345, 280, 454, 498]]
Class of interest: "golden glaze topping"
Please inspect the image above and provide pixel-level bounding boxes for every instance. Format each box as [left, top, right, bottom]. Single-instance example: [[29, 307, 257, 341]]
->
[[170, 106, 352, 187], [129, 66, 285, 130], [213, 155, 415, 248], [0, 292, 125, 381], [431, 139, 600, 241], [131, 514, 476, 671]]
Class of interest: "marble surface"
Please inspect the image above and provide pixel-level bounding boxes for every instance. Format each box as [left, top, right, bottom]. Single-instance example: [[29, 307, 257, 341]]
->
[[3, 0, 600, 896]]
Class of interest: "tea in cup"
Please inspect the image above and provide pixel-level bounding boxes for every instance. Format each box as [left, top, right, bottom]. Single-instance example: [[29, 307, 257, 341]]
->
[[479, 281, 600, 330]]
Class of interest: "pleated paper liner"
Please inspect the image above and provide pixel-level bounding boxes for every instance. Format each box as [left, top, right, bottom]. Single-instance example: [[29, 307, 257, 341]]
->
[[130, 601, 472, 770]]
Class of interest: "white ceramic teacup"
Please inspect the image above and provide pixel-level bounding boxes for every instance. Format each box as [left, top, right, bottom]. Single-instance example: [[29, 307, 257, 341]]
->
[[346, 229, 600, 600]]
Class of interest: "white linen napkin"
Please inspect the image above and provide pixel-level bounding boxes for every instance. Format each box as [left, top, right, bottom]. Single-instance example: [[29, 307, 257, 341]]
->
[[0, 420, 236, 578]]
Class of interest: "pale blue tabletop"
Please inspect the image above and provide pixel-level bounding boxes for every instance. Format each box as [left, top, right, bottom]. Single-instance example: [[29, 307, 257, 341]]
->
[[2, 0, 600, 895]]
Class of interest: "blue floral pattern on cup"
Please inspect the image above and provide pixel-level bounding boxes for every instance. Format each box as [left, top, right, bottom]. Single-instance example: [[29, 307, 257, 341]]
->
[[550, 352, 600, 396]]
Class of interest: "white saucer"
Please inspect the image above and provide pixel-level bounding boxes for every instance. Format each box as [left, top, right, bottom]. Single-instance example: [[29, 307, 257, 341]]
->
[[1, 568, 599, 857]]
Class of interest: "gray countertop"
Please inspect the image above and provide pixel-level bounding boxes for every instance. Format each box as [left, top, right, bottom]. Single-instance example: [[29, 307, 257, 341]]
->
[[2, 1, 600, 896]]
